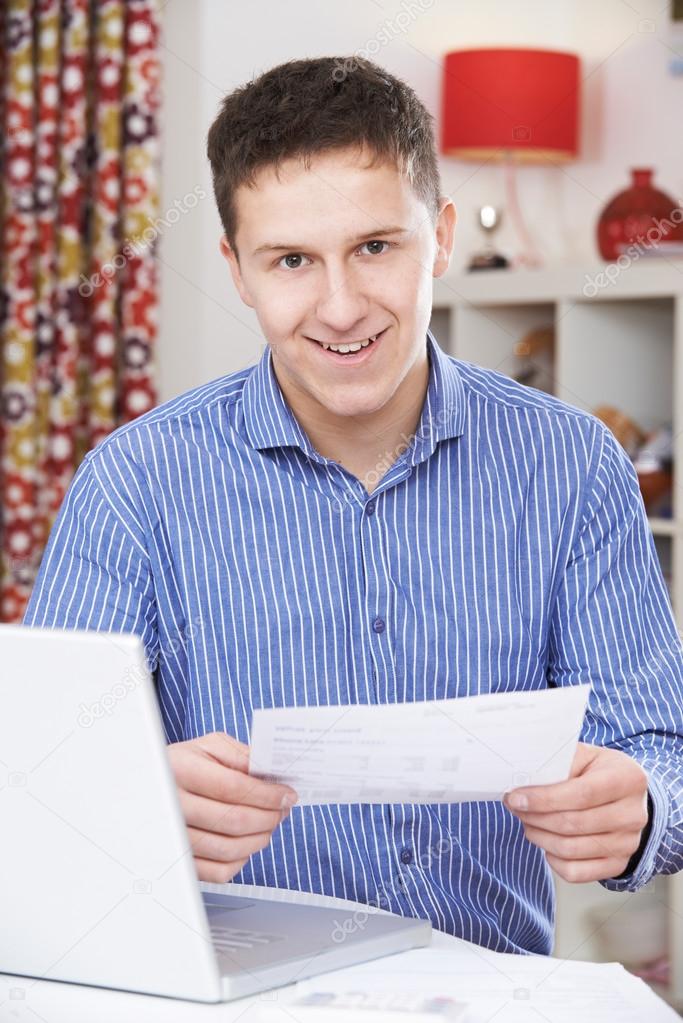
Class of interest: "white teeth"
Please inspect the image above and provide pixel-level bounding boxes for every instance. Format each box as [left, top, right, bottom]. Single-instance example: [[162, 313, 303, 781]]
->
[[318, 332, 379, 353]]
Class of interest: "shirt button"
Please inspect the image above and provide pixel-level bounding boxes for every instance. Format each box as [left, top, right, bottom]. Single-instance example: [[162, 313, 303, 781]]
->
[[400, 847, 413, 864], [366, 501, 375, 516], [372, 617, 385, 634]]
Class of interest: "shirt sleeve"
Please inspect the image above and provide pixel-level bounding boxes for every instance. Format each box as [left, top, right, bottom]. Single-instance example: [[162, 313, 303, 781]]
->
[[547, 420, 683, 892], [23, 451, 159, 672]]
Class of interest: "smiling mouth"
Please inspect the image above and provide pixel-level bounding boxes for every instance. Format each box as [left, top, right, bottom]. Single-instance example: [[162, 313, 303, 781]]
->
[[308, 328, 386, 356]]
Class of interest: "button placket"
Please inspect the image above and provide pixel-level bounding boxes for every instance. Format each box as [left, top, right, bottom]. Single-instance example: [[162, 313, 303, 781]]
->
[[359, 490, 396, 704], [394, 805, 418, 890]]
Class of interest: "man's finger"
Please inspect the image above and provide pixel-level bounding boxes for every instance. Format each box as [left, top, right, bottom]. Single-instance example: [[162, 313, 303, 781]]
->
[[226, 765, 298, 810], [545, 852, 632, 884], [504, 770, 631, 814], [178, 789, 291, 836], [512, 796, 648, 836], [180, 755, 297, 810], [196, 856, 250, 885], [195, 731, 251, 769], [187, 825, 273, 863], [522, 823, 639, 862]]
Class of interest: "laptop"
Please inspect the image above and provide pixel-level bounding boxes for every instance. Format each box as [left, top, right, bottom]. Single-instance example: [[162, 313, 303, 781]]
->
[[0, 625, 431, 1003]]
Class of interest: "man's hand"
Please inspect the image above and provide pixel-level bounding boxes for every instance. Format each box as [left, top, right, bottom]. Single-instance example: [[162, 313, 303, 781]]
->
[[503, 742, 649, 883], [167, 731, 298, 883]]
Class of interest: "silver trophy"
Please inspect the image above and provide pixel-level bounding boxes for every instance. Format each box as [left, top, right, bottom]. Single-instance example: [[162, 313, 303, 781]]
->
[[468, 205, 509, 271]]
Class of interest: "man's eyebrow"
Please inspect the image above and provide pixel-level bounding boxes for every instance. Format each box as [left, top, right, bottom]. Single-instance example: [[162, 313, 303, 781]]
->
[[252, 226, 410, 257]]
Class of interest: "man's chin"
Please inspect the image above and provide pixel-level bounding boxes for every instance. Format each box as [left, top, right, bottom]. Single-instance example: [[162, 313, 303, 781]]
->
[[314, 388, 390, 421]]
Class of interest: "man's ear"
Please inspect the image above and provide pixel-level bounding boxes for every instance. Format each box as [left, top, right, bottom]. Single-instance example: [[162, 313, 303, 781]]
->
[[432, 197, 456, 279], [219, 234, 255, 307]]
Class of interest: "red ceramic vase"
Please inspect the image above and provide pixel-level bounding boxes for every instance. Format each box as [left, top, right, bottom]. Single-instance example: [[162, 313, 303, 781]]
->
[[597, 168, 683, 260]]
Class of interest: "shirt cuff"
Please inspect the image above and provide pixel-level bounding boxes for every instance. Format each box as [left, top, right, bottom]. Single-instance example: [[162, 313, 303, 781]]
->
[[600, 771, 668, 892]]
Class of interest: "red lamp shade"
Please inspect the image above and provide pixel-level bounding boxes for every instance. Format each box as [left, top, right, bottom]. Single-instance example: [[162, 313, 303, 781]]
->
[[441, 48, 580, 163]]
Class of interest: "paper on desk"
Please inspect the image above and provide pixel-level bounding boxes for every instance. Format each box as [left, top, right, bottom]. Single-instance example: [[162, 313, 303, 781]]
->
[[287, 945, 680, 1022], [249, 684, 591, 805]]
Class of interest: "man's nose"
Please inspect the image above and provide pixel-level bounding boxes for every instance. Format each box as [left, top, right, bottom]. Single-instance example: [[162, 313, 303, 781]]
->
[[315, 272, 369, 335]]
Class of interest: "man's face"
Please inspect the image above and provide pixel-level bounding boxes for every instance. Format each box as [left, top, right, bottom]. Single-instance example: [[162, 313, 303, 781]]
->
[[220, 146, 455, 426]]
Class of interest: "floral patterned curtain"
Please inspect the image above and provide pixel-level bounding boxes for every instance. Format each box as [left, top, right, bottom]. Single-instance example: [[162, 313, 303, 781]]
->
[[0, 0, 160, 623]]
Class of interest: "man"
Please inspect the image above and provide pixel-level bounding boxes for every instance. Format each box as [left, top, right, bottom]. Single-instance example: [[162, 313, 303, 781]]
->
[[24, 56, 683, 956]]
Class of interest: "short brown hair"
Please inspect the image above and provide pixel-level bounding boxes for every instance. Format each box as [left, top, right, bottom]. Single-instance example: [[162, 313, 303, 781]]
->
[[206, 56, 442, 257]]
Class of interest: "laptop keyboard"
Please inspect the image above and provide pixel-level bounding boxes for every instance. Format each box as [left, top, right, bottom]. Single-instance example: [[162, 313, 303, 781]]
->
[[210, 925, 284, 951]]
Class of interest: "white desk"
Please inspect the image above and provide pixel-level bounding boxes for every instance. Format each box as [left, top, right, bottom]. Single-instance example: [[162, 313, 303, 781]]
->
[[0, 883, 679, 1022]]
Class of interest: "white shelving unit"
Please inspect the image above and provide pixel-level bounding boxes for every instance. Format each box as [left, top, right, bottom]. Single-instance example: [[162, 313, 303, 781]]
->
[[430, 262, 683, 1011]]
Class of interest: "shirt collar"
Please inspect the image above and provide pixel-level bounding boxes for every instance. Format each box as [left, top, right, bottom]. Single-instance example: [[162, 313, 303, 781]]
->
[[241, 329, 466, 460], [408, 329, 467, 466]]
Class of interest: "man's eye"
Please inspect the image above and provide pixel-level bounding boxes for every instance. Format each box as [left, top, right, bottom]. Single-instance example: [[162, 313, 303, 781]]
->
[[278, 253, 309, 270], [360, 240, 390, 256]]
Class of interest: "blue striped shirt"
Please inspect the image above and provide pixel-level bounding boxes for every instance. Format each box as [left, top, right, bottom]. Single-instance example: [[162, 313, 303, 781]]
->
[[24, 331, 683, 955]]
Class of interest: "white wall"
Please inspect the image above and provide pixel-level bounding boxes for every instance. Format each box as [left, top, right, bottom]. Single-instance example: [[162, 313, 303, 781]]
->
[[158, 0, 683, 401]]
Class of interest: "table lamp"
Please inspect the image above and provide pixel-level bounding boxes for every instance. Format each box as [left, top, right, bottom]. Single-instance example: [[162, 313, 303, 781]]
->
[[441, 48, 581, 269]]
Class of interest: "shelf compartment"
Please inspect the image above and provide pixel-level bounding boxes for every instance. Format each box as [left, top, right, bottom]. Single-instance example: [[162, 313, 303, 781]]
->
[[556, 297, 674, 433], [452, 302, 556, 395]]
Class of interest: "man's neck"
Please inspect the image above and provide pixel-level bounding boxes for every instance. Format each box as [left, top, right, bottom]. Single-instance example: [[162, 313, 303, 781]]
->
[[275, 353, 430, 495]]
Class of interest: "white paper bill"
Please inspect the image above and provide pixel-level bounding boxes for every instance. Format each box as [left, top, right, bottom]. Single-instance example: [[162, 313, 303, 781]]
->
[[248, 684, 592, 805], [289, 947, 680, 1023]]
